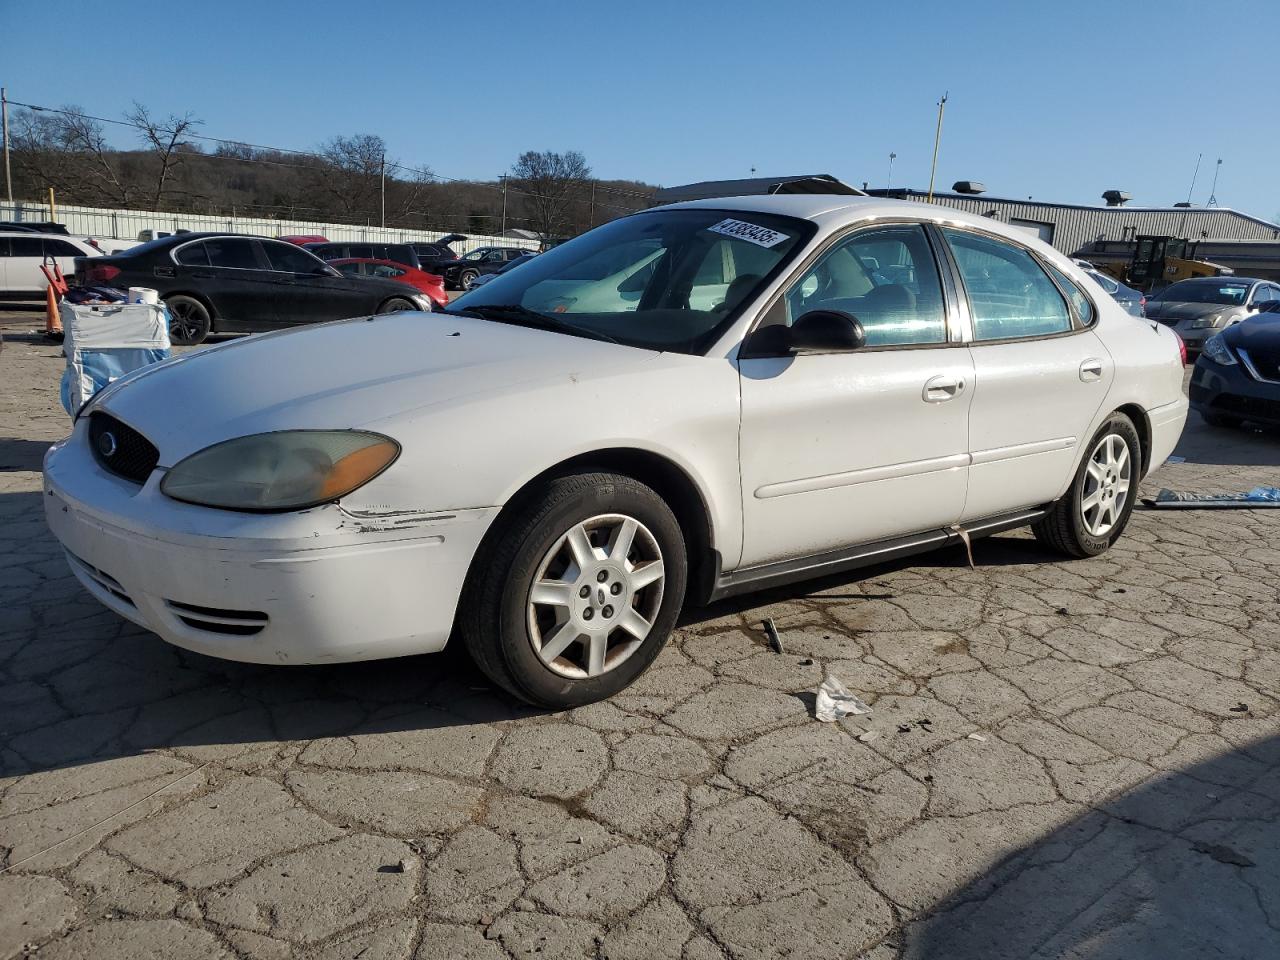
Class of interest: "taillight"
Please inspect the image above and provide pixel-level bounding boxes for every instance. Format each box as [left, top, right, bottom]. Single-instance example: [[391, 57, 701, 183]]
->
[[86, 265, 121, 283], [1174, 333, 1187, 366]]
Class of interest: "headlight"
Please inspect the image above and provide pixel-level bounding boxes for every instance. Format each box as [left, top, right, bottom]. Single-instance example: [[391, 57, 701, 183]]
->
[[1202, 334, 1237, 366], [161, 430, 399, 511], [1190, 314, 1223, 329]]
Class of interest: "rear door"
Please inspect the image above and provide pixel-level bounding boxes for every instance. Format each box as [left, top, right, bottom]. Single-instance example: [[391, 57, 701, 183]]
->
[[939, 227, 1113, 521], [199, 237, 279, 326], [43, 238, 89, 284], [7, 235, 45, 294]]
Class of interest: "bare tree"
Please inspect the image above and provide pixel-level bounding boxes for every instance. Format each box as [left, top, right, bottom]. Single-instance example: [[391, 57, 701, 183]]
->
[[310, 133, 386, 221], [125, 102, 201, 208], [510, 150, 591, 242], [11, 105, 134, 206]]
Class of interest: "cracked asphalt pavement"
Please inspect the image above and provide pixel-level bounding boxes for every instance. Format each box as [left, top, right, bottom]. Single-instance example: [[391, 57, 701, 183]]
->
[[2, 313, 1279, 959]]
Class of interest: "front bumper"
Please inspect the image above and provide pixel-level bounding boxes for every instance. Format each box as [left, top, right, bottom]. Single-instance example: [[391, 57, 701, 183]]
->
[[1190, 358, 1280, 427], [43, 425, 498, 665]]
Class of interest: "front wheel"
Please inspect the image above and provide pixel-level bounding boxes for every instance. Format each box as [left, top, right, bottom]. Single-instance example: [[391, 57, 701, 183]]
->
[[1033, 413, 1141, 558], [165, 295, 211, 346], [458, 269, 479, 291], [459, 472, 687, 707]]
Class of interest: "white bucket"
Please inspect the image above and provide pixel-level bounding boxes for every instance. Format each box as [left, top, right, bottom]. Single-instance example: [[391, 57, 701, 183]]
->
[[127, 287, 160, 305]]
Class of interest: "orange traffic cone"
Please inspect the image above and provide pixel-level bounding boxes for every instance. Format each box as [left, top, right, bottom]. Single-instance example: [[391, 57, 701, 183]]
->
[[45, 282, 64, 342]]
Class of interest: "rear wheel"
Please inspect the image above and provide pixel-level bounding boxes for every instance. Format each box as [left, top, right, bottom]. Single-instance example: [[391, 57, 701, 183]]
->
[[459, 472, 687, 707], [458, 268, 479, 291], [1033, 413, 1141, 559], [1201, 410, 1242, 429], [377, 297, 416, 314], [165, 295, 211, 346]]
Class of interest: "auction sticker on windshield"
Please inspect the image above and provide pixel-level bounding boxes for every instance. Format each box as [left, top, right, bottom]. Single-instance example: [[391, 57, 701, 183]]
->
[[707, 218, 791, 248]]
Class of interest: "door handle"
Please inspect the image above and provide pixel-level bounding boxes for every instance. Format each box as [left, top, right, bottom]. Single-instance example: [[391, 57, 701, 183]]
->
[[923, 375, 965, 403], [1079, 358, 1104, 382]]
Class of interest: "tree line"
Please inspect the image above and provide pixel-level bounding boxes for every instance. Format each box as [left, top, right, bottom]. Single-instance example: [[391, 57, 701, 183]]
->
[[7, 103, 656, 241]]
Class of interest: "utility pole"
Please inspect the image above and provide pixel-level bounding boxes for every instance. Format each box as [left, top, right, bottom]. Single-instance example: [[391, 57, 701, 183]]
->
[[500, 175, 508, 236], [887, 152, 896, 191], [380, 153, 386, 229], [1, 87, 12, 204], [588, 180, 596, 228], [926, 93, 947, 203]]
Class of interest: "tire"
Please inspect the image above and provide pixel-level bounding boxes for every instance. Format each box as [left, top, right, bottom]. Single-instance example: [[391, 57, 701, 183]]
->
[[459, 472, 687, 708], [165, 295, 212, 346], [1201, 410, 1242, 429], [1033, 412, 1142, 559], [377, 297, 416, 314], [458, 269, 479, 291]]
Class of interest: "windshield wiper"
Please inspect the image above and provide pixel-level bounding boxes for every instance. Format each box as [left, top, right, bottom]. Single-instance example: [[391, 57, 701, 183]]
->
[[445, 304, 619, 344]]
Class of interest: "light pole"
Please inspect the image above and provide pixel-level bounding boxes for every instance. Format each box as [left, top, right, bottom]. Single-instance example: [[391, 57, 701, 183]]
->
[[1, 87, 12, 204], [500, 174, 508, 236], [887, 152, 896, 191], [380, 153, 386, 229]]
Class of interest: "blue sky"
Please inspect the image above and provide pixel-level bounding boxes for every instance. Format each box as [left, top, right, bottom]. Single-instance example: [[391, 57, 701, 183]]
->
[[3, 0, 1278, 218]]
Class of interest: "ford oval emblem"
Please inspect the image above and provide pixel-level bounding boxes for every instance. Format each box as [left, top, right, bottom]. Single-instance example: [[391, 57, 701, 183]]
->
[[97, 431, 118, 458]]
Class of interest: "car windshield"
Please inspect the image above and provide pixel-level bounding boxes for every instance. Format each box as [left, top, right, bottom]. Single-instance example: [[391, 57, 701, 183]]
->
[[1154, 280, 1250, 305], [449, 209, 812, 354]]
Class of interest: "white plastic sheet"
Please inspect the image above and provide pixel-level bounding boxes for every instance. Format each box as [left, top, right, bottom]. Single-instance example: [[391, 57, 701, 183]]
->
[[814, 676, 872, 723], [60, 302, 171, 415]]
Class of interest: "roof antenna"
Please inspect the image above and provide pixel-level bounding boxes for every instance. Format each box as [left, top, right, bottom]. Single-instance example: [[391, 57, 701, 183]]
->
[[1184, 152, 1203, 206], [1206, 158, 1222, 207], [926, 93, 948, 204]]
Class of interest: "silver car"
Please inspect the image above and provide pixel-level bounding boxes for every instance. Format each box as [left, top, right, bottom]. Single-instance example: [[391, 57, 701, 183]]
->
[[1145, 277, 1280, 350]]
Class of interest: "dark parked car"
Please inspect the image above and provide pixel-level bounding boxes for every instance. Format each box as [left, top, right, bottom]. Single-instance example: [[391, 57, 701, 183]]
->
[[443, 246, 537, 290], [1145, 276, 1280, 352], [303, 241, 422, 271], [465, 252, 538, 290], [1190, 308, 1280, 428], [1084, 269, 1146, 317], [411, 233, 467, 275], [76, 233, 433, 345]]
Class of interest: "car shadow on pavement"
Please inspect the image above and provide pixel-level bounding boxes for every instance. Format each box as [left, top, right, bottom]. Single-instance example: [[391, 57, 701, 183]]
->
[[0, 437, 53, 472], [900, 733, 1280, 959], [1171, 419, 1280, 468]]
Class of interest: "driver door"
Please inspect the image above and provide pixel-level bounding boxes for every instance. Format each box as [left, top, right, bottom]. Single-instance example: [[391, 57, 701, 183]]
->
[[736, 223, 972, 567]]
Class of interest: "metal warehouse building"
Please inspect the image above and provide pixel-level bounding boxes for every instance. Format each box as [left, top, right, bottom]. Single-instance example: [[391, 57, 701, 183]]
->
[[864, 187, 1280, 258]]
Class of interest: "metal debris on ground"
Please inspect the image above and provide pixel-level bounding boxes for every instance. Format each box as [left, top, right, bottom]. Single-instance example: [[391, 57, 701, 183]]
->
[[762, 617, 784, 654], [1230, 703, 1250, 713], [967, 732, 988, 742], [1146, 486, 1280, 509], [814, 675, 872, 722]]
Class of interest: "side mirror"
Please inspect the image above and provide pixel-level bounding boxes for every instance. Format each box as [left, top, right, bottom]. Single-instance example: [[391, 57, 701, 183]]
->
[[314, 265, 340, 277], [746, 310, 866, 356]]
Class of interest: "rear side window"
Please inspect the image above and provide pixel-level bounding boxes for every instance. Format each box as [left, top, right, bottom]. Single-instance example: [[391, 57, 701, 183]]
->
[[415, 244, 441, 258], [335, 262, 363, 276], [943, 229, 1072, 341], [45, 239, 84, 257], [349, 244, 374, 259], [175, 242, 209, 266], [10, 236, 43, 257], [204, 238, 260, 270], [263, 241, 321, 273], [1048, 265, 1095, 326]]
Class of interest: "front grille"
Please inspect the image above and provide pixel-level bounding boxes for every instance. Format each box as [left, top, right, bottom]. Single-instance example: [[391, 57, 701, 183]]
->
[[1213, 393, 1280, 422], [165, 600, 268, 637], [88, 412, 159, 484], [66, 551, 135, 607], [1241, 348, 1280, 383]]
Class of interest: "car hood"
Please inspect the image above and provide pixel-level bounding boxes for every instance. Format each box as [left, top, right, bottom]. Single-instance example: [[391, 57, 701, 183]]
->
[[1145, 300, 1237, 321], [1225, 313, 1280, 348], [96, 312, 660, 464]]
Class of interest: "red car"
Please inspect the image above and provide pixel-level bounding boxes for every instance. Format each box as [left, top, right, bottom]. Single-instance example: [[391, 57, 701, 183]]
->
[[330, 258, 448, 309], [279, 234, 329, 246]]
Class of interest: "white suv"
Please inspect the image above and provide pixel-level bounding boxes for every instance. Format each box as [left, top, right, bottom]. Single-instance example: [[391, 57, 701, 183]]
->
[[44, 195, 1187, 706], [0, 232, 101, 296]]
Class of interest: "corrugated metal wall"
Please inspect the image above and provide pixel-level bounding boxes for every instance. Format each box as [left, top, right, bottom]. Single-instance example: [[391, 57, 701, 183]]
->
[[0, 200, 540, 255], [877, 192, 1280, 255]]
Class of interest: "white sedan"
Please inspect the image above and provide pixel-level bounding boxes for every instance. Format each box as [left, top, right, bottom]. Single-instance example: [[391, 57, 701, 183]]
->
[[43, 195, 1187, 706]]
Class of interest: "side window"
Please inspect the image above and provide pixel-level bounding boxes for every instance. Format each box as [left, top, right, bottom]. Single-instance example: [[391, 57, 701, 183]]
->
[[1252, 286, 1274, 304], [943, 229, 1072, 341], [45, 239, 83, 258], [349, 244, 374, 259], [204, 239, 260, 270], [1047, 265, 1095, 326], [0, 238, 9, 257], [10, 237, 44, 257], [781, 224, 948, 346], [263, 241, 322, 273], [175, 242, 209, 266], [334, 261, 362, 276], [371, 264, 405, 278]]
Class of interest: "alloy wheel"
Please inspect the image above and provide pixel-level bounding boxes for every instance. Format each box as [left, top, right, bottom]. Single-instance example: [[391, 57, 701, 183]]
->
[[1081, 433, 1131, 538], [169, 301, 202, 341], [526, 513, 665, 679]]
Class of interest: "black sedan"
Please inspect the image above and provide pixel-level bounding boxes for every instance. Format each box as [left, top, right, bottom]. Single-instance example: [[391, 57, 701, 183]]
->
[[76, 233, 433, 345], [1190, 305, 1280, 428], [443, 246, 537, 290]]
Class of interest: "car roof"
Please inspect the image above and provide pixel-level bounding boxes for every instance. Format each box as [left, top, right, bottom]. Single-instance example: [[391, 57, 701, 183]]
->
[[1164, 276, 1261, 286]]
